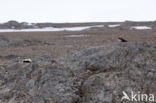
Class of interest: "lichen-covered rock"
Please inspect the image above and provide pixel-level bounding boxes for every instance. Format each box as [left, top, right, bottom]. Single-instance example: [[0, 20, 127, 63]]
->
[[0, 42, 156, 103], [58, 42, 156, 103], [0, 57, 79, 103]]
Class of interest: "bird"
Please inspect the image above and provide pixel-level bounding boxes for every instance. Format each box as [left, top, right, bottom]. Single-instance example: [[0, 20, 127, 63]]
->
[[22, 58, 32, 63], [118, 37, 128, 42]]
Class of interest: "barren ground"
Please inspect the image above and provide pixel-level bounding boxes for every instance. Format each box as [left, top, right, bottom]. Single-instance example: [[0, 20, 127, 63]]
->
[[0, 26, 156, 63]]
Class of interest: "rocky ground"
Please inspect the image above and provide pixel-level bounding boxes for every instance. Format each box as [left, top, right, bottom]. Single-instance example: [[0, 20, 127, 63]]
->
[[0, 21, 156, 103], [0, 42, 156, 103]]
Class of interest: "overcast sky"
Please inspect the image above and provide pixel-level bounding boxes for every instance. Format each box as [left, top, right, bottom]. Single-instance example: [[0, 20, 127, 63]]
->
[[0, 0, 156, 23]]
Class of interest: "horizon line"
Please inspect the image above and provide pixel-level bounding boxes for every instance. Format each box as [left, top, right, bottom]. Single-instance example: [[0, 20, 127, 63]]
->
[[0, 19, 156, 24]]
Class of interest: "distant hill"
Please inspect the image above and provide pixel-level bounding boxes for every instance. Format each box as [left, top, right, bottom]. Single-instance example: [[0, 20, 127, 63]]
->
[[0, 20, 156, 30]]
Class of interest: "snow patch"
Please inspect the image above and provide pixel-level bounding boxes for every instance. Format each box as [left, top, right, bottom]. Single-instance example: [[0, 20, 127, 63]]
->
[[108, 24, 120, 28], [0, 25, 104, 32], [65, 34, 88, 37], [130, 26, 152, 30]]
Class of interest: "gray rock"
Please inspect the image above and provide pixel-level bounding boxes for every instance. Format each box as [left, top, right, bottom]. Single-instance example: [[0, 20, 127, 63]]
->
[[0, 42, 156, 103], [58, 42, 156, 103], [0, 58, 79, 103]]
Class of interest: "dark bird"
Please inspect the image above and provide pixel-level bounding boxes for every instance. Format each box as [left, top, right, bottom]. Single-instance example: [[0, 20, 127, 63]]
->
[[22, 58, 32, 63], [118, 37, 128, 42]]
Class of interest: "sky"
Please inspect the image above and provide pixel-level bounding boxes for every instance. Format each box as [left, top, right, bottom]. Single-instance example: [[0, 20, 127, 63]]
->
[[0, 0, 156, 23]]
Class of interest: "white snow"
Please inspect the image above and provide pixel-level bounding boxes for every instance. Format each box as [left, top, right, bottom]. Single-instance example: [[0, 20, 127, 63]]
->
[[108, 24, 120, 28], [65, 34, 88, 37], [0, 25, 104, 32], [130, 26, 152, 30]]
